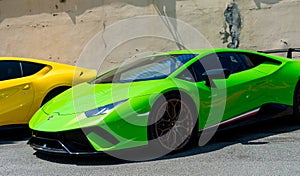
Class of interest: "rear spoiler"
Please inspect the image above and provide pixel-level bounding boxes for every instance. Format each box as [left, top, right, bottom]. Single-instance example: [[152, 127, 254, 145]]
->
[[258, 48, 300, 59]]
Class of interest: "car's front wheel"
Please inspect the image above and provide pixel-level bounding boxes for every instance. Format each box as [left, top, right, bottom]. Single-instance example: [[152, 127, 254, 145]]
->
[[147, 92, 197, 155]]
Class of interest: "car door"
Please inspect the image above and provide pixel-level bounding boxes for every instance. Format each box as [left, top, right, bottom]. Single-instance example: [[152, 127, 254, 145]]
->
[[0, 61, 34, 126], [176, 52, 269, 130], [176, 54, 229, 130], [213, 53, 268, 122]]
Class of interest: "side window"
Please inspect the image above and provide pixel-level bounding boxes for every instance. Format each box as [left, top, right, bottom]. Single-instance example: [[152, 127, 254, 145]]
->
[[176, 60, 204, 82], [176, 54, 221, 82], [0, 61, 22, 81], [217, 53, 248, 74], [238, 54, 255, 68], [177, 52, 258, 82], [21, 61, 45, 77], [241, 53, 282, 67]]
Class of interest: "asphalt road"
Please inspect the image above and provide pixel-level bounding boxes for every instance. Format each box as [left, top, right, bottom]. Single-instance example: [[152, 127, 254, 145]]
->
[[1, 108, 300, 176]]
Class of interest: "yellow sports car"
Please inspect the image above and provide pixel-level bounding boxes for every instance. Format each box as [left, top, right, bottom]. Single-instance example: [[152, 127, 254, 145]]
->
[[0, 57, 96, 127]]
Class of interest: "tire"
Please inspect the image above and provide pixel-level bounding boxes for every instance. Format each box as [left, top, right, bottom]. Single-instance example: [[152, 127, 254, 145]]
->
[[147, 92, 198, 154], [293, 81, 300, 117]]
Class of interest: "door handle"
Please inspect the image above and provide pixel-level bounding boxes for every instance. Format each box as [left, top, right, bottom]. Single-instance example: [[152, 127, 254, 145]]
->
[[23, 84, 30, 90]]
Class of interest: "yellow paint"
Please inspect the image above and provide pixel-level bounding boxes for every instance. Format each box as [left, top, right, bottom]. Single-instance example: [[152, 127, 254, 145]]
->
[[0, 57, 96, 126]]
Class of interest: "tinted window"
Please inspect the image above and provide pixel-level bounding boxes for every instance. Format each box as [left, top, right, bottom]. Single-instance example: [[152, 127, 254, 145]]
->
[[176, 54, 220, 82], [21, 61, 45, 77], [0, 61, 22, 81], [179, 59, 208, 82], [240, 53, 282, 67], [237, 54, 255, 68], [177, 53, 252, 82], [218, 53, 248, 74]]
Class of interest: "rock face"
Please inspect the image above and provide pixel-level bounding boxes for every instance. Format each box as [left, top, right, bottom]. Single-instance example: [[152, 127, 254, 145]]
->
[[0, 0, 299, 70]]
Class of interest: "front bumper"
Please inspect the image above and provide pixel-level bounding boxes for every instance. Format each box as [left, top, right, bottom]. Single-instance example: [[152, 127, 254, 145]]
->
[[28, 129, 103, 155]]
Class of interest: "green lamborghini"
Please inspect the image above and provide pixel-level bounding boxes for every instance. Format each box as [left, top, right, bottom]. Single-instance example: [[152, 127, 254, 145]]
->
[[28, 48, 300, 158]]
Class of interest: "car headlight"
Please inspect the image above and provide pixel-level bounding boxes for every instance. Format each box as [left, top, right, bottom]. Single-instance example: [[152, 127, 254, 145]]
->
[[84, 100, 127, 118]]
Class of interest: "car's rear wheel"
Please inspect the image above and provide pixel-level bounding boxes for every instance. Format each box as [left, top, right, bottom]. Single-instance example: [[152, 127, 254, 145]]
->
[[148, 92, 197, 154], [293, 81, 300, 117]]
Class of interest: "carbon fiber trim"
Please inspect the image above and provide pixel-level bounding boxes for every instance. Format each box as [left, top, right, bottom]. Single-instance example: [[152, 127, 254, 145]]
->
[[28, 127, 120, 155], [28, 136, 104, 155]]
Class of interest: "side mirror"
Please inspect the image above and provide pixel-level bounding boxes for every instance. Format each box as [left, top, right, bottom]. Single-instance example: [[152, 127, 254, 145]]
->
[[202, 68, 231, 87]]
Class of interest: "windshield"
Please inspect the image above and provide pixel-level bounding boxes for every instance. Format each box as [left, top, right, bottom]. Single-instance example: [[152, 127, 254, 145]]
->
[[93, 54, 197, 84]]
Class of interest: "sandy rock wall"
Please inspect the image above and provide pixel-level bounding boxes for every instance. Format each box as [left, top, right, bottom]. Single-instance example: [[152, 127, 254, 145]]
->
[[0, 0, 299, 70]]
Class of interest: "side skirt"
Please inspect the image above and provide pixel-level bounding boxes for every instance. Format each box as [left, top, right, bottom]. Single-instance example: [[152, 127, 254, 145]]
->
[[198, 104, 291, 134]]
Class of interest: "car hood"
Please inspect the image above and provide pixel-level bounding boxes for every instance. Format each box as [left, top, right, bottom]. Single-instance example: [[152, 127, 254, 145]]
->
[[42, 80, 173, 115]]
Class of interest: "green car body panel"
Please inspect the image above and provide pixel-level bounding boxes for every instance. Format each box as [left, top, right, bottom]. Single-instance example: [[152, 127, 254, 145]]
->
[[29, 48, 300, 153]]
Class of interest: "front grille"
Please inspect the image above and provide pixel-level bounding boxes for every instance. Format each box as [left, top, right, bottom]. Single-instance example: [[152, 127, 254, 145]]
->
[[63, 130, 96, 152], [32, 131, 61, 139], [30, 129, 97, 154], [29, 137, 67, 154]]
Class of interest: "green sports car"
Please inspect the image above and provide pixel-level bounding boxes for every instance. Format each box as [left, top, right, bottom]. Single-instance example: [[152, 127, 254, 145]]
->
[[28, 48, 300, 159]]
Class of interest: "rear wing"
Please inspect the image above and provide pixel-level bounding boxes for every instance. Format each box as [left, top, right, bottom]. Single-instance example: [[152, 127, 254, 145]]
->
[[258, 48, 300, 59]]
